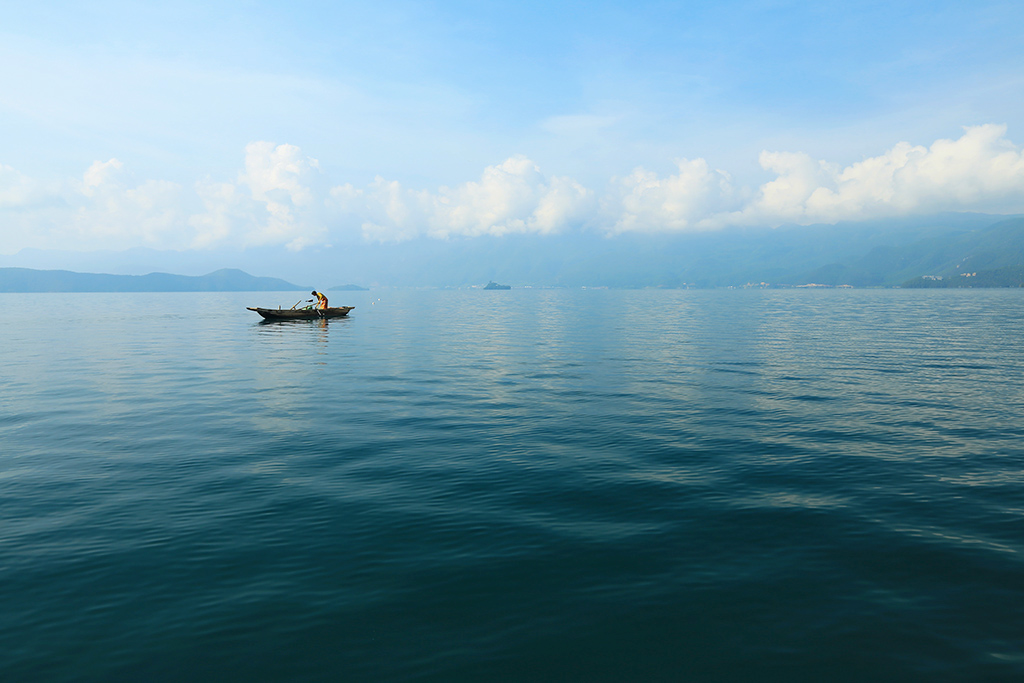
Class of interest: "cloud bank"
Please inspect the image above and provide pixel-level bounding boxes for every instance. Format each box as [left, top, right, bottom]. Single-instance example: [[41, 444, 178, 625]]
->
[[332, 155, 594, 242], [2, 124, 1023, 254]]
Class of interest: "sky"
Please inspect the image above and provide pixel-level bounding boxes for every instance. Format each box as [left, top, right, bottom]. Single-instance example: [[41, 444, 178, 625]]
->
[[2, 0, 1024, 258]]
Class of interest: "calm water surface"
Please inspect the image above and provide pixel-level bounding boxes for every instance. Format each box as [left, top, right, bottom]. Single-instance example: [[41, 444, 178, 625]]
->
[[1, 289, 1022, 681]]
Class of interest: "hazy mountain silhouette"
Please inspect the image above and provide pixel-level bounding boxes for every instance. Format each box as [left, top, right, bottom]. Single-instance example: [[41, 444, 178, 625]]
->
[[0, 268, 304, 293], [3, 213, 1022, 289], [802, 217, 1024, 287]]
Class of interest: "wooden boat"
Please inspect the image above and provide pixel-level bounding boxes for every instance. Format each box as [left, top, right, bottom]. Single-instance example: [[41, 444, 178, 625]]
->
[[247, 306, 354, 320]]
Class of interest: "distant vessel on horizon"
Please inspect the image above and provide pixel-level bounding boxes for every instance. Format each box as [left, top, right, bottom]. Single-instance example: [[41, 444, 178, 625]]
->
[[483, 281, 511, 290]]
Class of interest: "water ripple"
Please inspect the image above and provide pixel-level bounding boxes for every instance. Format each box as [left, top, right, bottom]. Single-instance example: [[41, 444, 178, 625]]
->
[[1, 289, 1023, 681]]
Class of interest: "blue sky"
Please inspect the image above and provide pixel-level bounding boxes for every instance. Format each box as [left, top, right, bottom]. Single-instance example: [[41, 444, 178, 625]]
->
[[2, 0, 1023, 254]]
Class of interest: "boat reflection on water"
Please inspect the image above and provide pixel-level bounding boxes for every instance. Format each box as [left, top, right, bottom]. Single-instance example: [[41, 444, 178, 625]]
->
[[253, 312, 341, 360]]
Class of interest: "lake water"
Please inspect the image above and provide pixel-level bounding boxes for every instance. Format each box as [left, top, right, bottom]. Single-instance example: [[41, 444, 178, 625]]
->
[[1, 288, 1022, 681]]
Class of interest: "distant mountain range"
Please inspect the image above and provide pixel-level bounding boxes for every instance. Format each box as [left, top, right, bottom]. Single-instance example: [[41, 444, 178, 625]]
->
[[802, 217, 1024, 288], [0, 268, 305, 293], [305, 212, 1021, 288], [1, 214, 1022, 289], [365, 213, 1021, 288]]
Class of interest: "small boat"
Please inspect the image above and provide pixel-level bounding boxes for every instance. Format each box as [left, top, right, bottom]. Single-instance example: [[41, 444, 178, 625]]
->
[[247, 306, 354, 320]]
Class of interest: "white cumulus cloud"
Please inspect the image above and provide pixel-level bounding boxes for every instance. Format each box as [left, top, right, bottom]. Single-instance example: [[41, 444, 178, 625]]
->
[[728, 124, 1024, 225], [3, 125, 1024, 255], [604, 158, 739, 233], [0, 159, 188, 252], [189, 142, 330, 250], [426, 155, 593, 239], [330, 155, 594, 242], [71, 160, 185, 247], [0, 163, 46, 209]]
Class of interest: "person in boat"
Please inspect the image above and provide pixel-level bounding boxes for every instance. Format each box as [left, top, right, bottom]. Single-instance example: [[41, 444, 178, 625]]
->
[[309, 290, 329, 310]]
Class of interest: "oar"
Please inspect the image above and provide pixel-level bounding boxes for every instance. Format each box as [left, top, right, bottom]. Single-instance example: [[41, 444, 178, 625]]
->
[[289, 298, 305, 310]]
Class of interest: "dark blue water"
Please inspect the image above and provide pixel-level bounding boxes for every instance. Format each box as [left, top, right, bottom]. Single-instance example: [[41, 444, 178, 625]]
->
[[2, 289, 1022, 681]]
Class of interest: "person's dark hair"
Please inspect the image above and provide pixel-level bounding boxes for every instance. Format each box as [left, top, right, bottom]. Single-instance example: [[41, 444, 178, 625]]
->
[[311, 290, 317, 295]]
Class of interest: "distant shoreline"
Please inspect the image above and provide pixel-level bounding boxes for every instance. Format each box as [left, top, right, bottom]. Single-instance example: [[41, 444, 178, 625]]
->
[[3, 266, 1023, 293]]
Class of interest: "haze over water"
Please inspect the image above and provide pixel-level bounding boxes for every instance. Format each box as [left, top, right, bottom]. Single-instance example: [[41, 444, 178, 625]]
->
[[2, 289, 1022, 681]]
